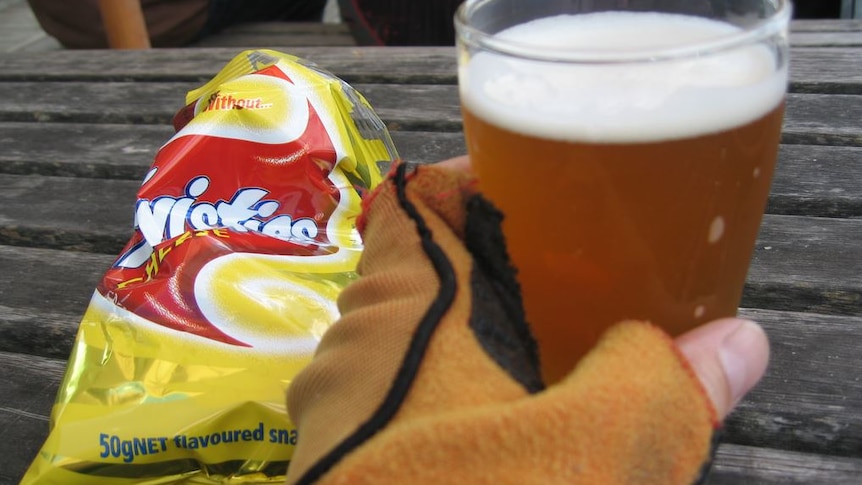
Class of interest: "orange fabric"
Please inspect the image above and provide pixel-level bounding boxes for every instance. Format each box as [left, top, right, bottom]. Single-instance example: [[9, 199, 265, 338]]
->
[[286, 163, 718, 484]]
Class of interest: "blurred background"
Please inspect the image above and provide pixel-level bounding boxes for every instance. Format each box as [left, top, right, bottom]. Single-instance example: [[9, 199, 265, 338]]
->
[[0, 0, 857, 53]]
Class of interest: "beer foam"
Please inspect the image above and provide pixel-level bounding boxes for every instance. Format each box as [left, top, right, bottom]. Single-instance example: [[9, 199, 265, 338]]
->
[[460, 12, 788, 143]]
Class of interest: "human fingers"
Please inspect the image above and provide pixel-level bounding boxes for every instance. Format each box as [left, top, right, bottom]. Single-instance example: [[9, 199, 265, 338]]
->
[[675, 318, 770, 421], [435, 155, 472, 173]]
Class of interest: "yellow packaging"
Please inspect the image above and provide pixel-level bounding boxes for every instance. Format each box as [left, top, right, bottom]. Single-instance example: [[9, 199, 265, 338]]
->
[[22, 49, 396, 484]]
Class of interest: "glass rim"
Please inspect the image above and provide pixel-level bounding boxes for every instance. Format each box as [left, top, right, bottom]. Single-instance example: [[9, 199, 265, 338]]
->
[[454, 0, 792, 64]]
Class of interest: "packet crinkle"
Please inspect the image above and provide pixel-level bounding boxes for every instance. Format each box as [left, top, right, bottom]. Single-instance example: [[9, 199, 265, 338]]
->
[[22, 49, 397, 484]]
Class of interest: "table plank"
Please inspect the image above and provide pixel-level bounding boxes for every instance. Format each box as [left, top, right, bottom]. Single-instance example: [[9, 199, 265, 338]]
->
[[1, 187, 859, 316], [0, 122, 169, 179], [2, 124, 860, 220], [707, 443, 862, 485], [791, 49, 862, 94], [0, 46, 860, 94], [2, 209, 860, 348], [0, 350, 66, 485], [0, 122, 467, 179], [3, 299, 858, 460], [0, 174, 138, 252], [0, 245, 110, 358], [0, 82, 860, 144], [1, 167, 859, 249], [780, 93, 862, 146], [3, 123, 861, 218], [745, 215, 862, 316], [789, 20, 862, 32], [769, 145, 862, 218], [3, 309, 862, 484], [790, 32, 862, 47], [2, 142, 860, 221], [0, 47, 460, 85], [729, 309, 862, 458], [0, 81, 464, 131]]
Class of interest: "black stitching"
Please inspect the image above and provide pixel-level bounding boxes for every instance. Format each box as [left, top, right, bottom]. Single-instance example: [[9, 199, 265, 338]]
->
[[295, 163, 458, 484]]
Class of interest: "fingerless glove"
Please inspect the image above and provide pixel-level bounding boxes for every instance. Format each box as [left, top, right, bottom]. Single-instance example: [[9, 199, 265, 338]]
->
[[285, 163, 718, 485]]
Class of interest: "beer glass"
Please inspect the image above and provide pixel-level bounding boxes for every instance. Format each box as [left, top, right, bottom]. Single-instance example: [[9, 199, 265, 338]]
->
[[455, 0, 791, 384]]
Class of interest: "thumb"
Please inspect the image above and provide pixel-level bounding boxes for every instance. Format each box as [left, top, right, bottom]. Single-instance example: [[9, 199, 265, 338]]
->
[[675, 318, 770, 421]]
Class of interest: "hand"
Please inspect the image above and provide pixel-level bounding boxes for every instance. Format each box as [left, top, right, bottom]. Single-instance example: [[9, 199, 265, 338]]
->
[[438, 155, 771, 421], [285, 157, 771, 484]]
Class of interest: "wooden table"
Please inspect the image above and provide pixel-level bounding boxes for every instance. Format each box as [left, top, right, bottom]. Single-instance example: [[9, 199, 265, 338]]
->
[[1, 19, 860, 485]]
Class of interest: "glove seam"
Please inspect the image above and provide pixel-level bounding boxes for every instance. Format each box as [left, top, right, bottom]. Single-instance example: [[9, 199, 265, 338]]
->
[[294, 163, 458, 485]]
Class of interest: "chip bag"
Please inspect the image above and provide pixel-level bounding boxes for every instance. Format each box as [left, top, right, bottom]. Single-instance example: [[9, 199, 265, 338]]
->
[[22, 49, 396, 484]]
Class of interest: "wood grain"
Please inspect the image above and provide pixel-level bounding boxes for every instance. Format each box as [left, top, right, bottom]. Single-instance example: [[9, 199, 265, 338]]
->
[[0, 20, 859, 485], [0, 122, 468, 178], [0, 83, 860, 145], [0, 45, 859, 94], [707, 443, 862, 485], [3, 309, 861, 483], [730, 309, 862, 457], [0, 351, 67, 485]]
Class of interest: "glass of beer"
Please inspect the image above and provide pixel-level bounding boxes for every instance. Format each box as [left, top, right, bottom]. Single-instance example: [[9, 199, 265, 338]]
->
[[455, 0, 791, 384]]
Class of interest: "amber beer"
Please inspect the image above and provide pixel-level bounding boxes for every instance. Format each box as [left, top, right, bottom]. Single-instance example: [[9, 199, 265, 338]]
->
[[457, 10, 790, 384]]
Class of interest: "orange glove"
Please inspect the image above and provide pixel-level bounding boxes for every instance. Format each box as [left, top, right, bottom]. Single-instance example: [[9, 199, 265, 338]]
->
[[285, 162, 718, 485]]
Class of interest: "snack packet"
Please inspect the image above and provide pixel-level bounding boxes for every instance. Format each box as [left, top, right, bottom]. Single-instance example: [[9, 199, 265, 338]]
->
[[22, 49, 396, 484]]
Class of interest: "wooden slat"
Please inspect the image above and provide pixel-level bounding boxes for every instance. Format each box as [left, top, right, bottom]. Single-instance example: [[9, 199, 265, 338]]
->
[[780, 93, 862, 146], [744, 215, 862, 316], [0, 81, 466, 131], [0, 122, 467, 179], [1, 123, 860, 218], [791, 48, 862, 93], [0, 214, 859, 349], [1, 190, 859, 312], [768, 145, 862, 218], [729, 308, 862, 458], [0, 47, 859, 94], [790, 19, 862, 32], [0, 174, 139, 252], [0, 47, 461, 85], [0, 82, 860, 144], [3, 308, 862, 484], [3, 292, 859, 460], [1, 170, 860, 250], [0, 350, 66, 485], [0, 245, 111, 344], [0, 302, 92, 359], [0, 122, 172, 179], [791, 32, 862, 47], [0, 81, 195, 125], [707, 443, 862, 484]]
